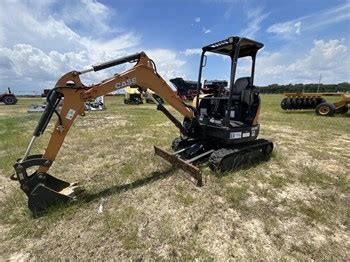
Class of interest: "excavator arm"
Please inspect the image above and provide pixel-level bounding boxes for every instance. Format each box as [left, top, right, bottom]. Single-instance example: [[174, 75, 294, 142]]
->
[[36, 52, 193, 172], [12, 52, 197, 213]]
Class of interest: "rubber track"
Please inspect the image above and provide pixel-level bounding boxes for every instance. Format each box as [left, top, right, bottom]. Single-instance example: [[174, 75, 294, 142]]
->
[[208, 139, 273, 172], [208, 148, 239, 171]]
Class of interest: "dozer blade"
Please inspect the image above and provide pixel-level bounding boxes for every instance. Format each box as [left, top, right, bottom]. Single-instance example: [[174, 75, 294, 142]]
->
[[154, 146, 202, 186], [25, 173, 84, 213]]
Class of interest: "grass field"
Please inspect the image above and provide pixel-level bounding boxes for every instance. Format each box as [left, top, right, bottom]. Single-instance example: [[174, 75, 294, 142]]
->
[[0, 95, 349, 260]]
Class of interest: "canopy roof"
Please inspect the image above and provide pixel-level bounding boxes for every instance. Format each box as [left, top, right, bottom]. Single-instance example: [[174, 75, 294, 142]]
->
[[202, 36, 263, 58]]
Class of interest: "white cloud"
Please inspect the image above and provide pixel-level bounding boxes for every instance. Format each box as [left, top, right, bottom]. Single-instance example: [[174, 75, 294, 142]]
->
[[294, 21, 302, 35], [203, 28, 211, 34], [195, 17, 201, 23], [0, 0, 186, 93], [146, 49, 186, 80], [182, 49, 202, 56], [181, 48, 230, 62], [267, 20, 302, 38], [254, 39, 350, 85], [267, 2, 350, 38], [60, 0, 116, 36], [239, 7, 269, 38]]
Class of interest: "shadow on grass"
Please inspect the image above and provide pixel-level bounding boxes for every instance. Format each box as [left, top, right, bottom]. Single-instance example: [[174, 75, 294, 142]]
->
[[29, 167, 176, 218], [83, 167, 176, 203]]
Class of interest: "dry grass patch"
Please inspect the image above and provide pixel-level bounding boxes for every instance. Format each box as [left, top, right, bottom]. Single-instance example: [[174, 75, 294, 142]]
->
[[0, 95, 349, 260]]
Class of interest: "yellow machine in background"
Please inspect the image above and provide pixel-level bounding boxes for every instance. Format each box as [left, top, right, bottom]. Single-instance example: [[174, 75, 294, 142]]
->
[[124, 86, 143, 104], [123, 86, 164, 105]]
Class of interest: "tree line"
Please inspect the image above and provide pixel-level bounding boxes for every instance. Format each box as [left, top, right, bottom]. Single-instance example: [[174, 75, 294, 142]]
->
[[257, 82, 350, 94]]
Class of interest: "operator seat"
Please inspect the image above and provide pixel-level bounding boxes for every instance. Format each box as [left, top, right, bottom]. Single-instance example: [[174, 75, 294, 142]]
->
[[233, 77, 252, 96], [197, 77, 258, 126], [233, 77, 259, 124]]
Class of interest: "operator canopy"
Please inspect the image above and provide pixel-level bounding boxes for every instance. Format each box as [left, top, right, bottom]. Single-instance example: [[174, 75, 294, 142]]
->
[[202, 36, 263, 57]]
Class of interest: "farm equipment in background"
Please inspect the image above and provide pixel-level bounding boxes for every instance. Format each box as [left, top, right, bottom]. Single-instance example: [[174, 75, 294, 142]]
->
[[170, 77, 198, 100], [170, 78, 228, 100], [202, 79, 228, 94], [281, 92, 349, 116], [29, 91, 105, 113], [13, 36, 273, 213], [0, 87, 17, 105], [124, 86, 143, 104], [27, 104, 48, 113], [41, 89, 51, 98], [84, 96, 105, 111], [29, 88, 63, 113]]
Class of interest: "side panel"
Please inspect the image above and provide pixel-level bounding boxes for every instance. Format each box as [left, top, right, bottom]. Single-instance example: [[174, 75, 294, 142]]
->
[[203, 124, 260, 145]]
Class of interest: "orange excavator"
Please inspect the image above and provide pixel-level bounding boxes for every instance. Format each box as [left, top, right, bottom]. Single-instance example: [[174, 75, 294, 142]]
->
[[12, 36, 273, 212]]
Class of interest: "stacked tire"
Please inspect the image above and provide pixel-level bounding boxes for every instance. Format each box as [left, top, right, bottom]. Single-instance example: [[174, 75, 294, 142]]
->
[[281, 97, 325, 110]]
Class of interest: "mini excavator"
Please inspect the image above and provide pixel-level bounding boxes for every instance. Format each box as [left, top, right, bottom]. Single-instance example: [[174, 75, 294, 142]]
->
[[12, 36, 273, 212]]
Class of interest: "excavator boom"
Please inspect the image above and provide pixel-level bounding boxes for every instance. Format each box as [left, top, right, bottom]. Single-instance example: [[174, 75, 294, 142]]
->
[[13, 52, 195, 213]]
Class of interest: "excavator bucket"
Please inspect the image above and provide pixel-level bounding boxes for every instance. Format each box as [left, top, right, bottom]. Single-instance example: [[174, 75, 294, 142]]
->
[[13, 156, 84, 213], [26, 173, 84, 213], [154, 146, 203, 186]]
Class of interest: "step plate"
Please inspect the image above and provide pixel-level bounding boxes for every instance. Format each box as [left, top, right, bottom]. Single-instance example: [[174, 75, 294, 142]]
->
[[154, 146, 202, 186]]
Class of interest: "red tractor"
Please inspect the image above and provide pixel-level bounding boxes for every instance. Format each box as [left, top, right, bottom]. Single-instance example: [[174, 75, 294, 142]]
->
[[0, 87, 17, 105]]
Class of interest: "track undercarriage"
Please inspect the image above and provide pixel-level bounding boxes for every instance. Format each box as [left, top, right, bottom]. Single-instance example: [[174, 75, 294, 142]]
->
[[155, 136, 273, 186]]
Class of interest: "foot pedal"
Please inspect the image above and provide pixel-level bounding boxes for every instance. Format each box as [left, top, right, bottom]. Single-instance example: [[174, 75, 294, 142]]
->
[[154, 146, 202, 186]]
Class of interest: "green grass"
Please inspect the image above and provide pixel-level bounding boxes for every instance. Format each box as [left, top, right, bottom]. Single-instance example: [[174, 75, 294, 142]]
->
[[0, 95, 349, 260]]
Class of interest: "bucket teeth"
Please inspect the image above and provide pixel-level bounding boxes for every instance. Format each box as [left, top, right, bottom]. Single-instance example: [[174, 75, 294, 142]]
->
[[59, 184, 84, 198]]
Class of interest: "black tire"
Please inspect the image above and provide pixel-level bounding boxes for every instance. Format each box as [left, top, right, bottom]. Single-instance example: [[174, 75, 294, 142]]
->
[[285, 98, 292, 109], [315, 98, 326, 109], [302, 98, 308, 108], [336, 106, 348, 114], [3, 95, 17, 105], [315, 102, 335, 116], [280, 98, 288, 110], [310, 98, 317, 108], [296, 98, 303, 109]]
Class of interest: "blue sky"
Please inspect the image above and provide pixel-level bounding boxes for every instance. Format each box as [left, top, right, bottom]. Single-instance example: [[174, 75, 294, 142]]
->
[[0, 0, 349, 94]]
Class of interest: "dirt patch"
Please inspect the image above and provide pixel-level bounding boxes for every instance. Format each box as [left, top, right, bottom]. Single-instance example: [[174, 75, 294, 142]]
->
[[276, 183, 318, 202]]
